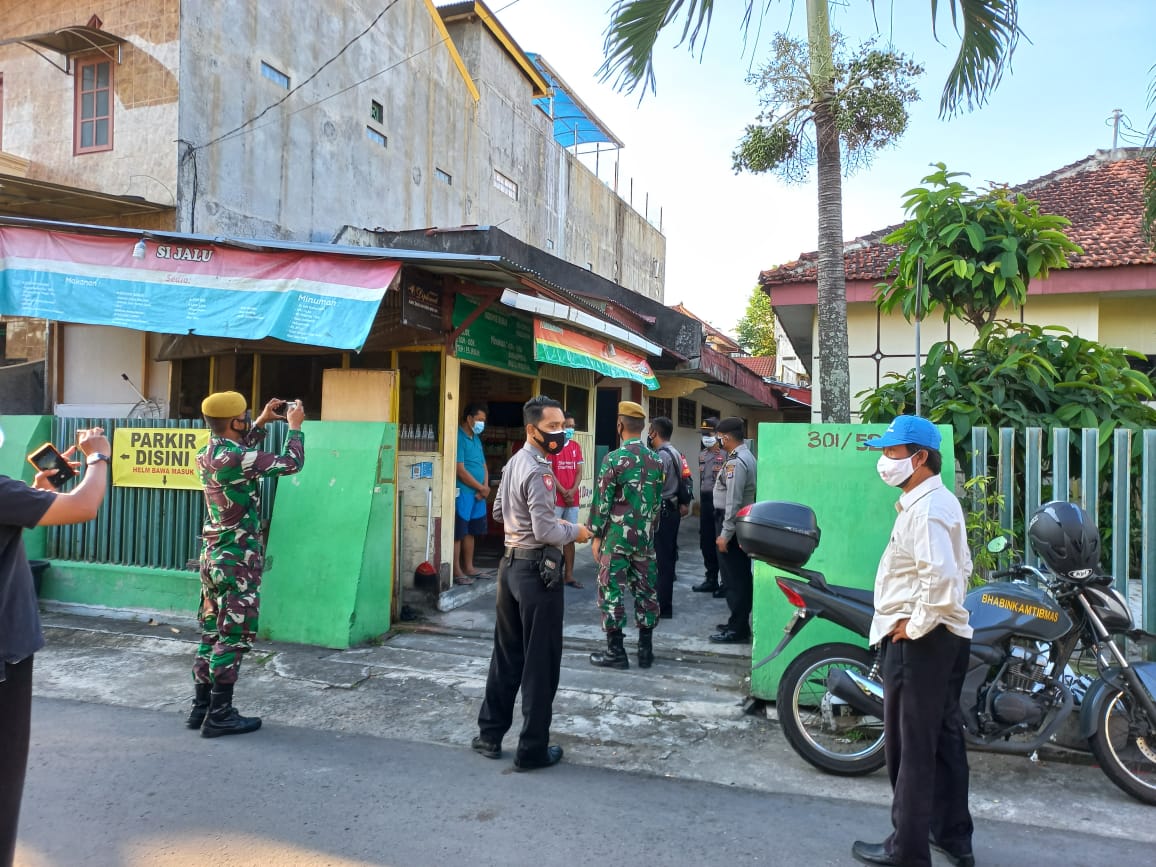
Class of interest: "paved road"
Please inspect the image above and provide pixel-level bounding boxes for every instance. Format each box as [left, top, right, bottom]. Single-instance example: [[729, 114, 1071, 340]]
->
[[17, 699, 1147, 867]]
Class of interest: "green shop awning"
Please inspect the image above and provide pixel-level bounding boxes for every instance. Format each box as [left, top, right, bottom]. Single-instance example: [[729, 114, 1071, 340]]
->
[[533, 320, 658, 389]]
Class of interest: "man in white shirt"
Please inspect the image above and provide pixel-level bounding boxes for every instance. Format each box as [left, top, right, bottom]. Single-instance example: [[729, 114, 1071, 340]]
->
[[853, 415, 975, 867]]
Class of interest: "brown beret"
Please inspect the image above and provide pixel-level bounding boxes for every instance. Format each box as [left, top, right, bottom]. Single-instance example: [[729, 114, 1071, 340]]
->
[[618, 400, 646, 419]]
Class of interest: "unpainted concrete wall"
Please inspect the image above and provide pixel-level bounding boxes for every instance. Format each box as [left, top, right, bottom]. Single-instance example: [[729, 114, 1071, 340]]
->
[[0, 0, 179, 203], [178, 0, 665, 298]]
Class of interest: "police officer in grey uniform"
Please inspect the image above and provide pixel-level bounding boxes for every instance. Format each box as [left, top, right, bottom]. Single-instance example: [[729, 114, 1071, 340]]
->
[[709, 417, 758, 643], [473, 395, 592, 771]]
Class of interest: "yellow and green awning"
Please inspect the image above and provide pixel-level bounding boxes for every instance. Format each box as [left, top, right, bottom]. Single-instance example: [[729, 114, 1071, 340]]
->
[[534, 320, 659, 389]]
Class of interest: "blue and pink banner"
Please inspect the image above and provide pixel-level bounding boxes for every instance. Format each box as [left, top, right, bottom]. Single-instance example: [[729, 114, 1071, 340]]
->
[[0, 226, 401, 349]]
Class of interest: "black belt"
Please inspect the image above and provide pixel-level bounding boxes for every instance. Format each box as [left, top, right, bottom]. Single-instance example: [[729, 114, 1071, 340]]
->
[[504, 546, 544, 561]]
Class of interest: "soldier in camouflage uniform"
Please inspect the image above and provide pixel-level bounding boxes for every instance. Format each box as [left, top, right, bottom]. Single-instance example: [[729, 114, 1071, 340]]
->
[[186, 391, 305, 737], [587, 401, 664, 670]]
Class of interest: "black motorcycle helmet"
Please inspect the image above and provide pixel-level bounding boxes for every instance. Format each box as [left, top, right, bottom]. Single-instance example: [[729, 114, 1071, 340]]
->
[[1028, 500, 1102, 581]]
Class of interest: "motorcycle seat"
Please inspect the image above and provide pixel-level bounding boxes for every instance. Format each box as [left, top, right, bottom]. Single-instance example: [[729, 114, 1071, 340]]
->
[[831, 586, 875, 606]]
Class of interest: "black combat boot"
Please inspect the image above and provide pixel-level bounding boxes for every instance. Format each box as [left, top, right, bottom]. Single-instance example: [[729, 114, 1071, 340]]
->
[[200, 683, 262, 738], [184, 682, 211, 729], [637, 627, 654, 669], [589, 631, 629, 669]]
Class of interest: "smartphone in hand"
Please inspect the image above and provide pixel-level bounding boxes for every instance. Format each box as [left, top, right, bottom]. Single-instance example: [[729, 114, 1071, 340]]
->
[[27, 442, 77, 488]]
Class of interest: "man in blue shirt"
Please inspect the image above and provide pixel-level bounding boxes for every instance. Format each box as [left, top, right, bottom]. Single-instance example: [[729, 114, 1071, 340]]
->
[[454, 402, 490, 584]]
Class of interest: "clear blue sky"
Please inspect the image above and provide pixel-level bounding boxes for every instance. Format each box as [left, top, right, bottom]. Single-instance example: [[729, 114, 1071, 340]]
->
[[498, 0, 1154, 332]]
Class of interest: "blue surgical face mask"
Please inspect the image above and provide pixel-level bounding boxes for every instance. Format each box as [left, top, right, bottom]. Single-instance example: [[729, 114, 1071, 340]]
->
[[472, 420, 485, 435], [564, 427, 575, 441]]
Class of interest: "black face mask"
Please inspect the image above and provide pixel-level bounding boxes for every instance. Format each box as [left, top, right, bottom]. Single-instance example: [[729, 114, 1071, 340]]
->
[[646, 434, 656, 448], [230, 414, 251, 436], [535, 426, 567, 455]]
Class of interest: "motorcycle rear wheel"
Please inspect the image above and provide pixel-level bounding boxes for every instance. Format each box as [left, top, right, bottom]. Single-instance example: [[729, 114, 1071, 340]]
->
[[775, 642, 886, 777], [1087, 684, 1156, 806]]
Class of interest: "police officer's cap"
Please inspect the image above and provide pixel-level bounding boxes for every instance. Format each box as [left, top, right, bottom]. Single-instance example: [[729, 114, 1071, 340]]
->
[[716, 416, 745, 438], [201, 391, 247, 418], [618, 401, 646, 419], [700, 416, 720, 432]]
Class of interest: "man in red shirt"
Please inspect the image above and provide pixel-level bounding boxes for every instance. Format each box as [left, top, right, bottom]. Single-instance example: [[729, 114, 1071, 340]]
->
[[547, 412, 584, 588]]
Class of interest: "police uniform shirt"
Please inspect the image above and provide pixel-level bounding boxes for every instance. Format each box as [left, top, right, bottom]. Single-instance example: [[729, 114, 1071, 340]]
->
[[717, 443, 757, 542], [493, 445, 581, 549], [699, 446, 725, 492], [712, 449, 729, 507], [657, 444, 682, 502]]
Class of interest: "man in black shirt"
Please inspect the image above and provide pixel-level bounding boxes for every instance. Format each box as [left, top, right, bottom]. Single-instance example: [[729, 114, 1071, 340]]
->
[[1, 424, 110, 867]]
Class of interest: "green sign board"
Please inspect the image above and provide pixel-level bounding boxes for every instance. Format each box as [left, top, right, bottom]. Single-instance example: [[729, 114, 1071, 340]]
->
[[749, 422, 955, 700], [453, 295, 535, 375]]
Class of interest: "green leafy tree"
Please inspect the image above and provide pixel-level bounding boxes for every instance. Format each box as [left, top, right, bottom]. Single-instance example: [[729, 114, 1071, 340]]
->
[[875, 165, 1083, 330], [599, 0, 1023, 422], [735, 285, 778, 356]]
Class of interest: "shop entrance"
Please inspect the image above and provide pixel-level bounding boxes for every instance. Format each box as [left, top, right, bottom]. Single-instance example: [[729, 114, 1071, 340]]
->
[[594, 386, 622, 473], [459, 364, 535, 568]]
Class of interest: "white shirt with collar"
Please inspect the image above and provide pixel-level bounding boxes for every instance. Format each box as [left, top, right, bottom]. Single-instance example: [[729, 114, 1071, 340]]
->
[[869, 475, 974, 646]]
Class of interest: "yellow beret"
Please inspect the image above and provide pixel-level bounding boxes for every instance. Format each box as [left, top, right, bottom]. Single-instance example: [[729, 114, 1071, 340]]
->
[[618, 400, 645, 419], [201, 391, 247, 418]]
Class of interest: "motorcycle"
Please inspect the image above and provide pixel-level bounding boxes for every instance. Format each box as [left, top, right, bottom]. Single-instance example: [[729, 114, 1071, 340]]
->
[[734, 500, 1156, 806]]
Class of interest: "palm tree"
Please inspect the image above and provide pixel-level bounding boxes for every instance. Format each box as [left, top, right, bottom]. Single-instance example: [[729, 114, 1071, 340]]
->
[[600, 0, 1022, 422]]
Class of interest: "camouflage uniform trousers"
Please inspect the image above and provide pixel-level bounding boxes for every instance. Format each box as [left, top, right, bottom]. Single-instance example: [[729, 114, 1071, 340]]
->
[[595, 549, 659, 632], [192, 555, 262, 686]]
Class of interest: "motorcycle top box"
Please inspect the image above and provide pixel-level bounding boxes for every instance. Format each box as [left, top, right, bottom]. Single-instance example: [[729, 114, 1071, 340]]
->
[[735, 501, 821, 568]]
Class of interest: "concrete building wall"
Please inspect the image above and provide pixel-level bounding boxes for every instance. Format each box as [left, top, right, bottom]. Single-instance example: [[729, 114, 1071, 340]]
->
[[57, 325, 169, 413], [0, 0, 179, 203], [177, 0, 666, 298], [826, 291, 1154, 421], [1097, 296, 1156, 351]]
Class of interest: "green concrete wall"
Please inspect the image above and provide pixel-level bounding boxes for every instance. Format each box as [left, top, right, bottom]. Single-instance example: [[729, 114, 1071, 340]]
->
[[749, 423, 955, 701], [7, 416, 398, 650], [261, 421, 397, 648], [0, 415, 53, 559], [41, 562, 200, 614]]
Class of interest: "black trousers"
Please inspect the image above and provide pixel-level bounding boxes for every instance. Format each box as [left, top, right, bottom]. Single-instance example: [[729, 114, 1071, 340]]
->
[[698, 492, 719, 583], [0, 655, 33, 867], [882, 626, 973, 867], [721, 538, 753, 635], [655, 506, 681, 617], [477, 556, 564, 762]]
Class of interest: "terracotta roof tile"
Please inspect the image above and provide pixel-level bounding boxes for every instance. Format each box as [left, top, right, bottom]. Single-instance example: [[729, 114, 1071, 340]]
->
[[759, 149, 1156, 288], [733, 355, 777, 378]]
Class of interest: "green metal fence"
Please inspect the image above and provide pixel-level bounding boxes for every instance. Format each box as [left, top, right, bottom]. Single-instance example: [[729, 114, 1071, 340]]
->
[[46, 417, 288, 571]]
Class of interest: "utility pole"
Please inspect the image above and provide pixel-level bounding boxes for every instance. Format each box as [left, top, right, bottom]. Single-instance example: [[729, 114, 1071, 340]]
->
[[1111, 108, 1123, 149]]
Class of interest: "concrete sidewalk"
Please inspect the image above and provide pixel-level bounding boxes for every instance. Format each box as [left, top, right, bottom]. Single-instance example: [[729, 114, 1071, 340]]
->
[[29, 513, 1156, 846], [429, 513, 748, 662]]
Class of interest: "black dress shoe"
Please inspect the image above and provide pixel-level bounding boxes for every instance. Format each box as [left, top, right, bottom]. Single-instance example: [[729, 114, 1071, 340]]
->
[[471, 736, 501, 759], [851, 841, 901, 866], [930, 837, 975, 867], [692, 580, 719, 593], [708, 628, 750, 644], [514, 745, 563, 772], [712, 588, 727, 598]]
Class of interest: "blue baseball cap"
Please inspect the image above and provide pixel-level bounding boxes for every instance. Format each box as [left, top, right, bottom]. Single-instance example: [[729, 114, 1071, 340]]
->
[[863, 415, 941, 451]]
